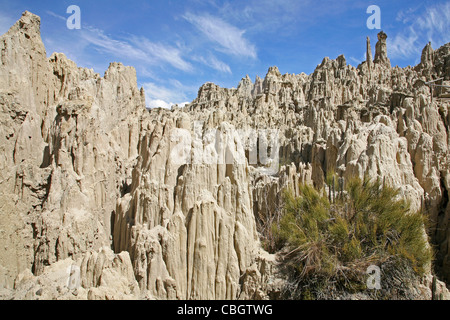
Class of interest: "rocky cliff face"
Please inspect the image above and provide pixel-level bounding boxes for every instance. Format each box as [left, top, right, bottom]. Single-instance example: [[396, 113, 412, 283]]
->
[[0, 12, 145, 298], [0, 12, 449, 300]]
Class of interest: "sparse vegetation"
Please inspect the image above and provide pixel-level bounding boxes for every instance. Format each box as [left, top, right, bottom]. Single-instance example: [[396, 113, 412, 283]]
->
[[273, 176, 433, 299]]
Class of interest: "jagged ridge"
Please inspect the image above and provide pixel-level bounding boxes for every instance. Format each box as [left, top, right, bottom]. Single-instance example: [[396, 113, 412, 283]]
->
[[0, 11, 449, 300]]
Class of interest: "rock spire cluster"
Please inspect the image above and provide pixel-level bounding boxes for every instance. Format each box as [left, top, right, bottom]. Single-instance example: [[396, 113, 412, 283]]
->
[[0, 12, 449, 300]]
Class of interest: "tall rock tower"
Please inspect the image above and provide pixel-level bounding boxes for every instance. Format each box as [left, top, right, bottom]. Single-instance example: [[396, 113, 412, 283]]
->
[[374, 31, 391, 68], [366, 36, 373, 68]]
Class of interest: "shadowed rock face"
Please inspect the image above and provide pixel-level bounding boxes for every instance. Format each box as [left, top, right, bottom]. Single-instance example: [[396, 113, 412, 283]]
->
[[0, 12, 449, 300]]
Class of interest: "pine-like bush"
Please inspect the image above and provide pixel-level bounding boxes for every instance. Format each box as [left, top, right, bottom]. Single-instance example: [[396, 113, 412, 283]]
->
[[273, 177, 433, 299]]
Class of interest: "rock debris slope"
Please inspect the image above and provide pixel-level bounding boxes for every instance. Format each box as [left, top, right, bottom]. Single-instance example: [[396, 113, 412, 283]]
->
[[0, 12, 449, 300]]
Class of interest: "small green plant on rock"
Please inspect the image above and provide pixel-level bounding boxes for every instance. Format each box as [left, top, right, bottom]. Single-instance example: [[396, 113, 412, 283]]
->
[[273, 176, 433, 299]]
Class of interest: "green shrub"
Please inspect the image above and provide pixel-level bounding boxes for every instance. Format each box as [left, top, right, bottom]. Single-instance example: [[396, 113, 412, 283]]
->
[[274, 177, 433, 299]]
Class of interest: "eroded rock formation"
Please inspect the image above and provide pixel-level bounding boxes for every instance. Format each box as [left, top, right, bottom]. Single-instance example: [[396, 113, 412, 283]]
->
[[0, 12, 449, 300]]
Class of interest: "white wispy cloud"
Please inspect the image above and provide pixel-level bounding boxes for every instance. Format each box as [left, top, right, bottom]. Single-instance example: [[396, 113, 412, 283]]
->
[[46, 10, 66, 21], [194, 54, 232, 73], [82, 27, 147, 60], [388, 2, 450, 60], [388, 27, 419, 60], [218, 0, 344, 35], [395, 4, 423, 24], [183, 12, 257, 59], [415, 3, 450, 45], [143, 80, 195, 109], [147, 99, 174, 109], [78, 26, 192, 72], [349, 52, 367, 66], [44, 10, 192, 73], [0, 11, 15, 35], [129, 36, 193, 72]]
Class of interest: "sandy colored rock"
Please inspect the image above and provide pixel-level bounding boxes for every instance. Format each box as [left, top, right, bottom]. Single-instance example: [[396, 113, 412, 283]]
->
[[0, 13, 449, 300]]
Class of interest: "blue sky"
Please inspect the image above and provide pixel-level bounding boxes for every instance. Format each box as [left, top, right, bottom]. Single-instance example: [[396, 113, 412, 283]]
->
[[0, 0, 449, 108]]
